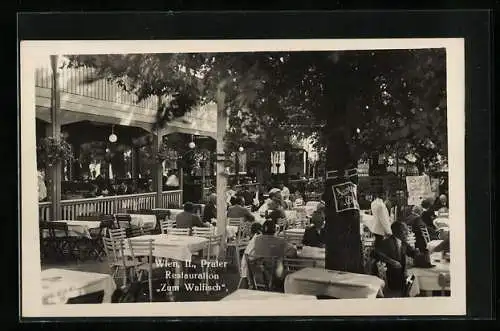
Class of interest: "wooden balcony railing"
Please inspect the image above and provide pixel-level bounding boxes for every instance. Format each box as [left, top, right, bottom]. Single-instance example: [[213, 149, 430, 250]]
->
[[38, 190, 182, 221]]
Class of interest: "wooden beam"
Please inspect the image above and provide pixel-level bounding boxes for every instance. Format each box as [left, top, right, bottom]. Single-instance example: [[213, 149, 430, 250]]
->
[[215, 86, 228, 257], [154, 97, 163, 208], [50, 55, 62, 222]]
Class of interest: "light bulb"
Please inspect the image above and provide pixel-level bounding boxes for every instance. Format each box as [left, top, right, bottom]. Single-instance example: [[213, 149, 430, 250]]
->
[[238, 146, 244, 152], [108, 133, 117, 143], [188, 141, 196, 149]]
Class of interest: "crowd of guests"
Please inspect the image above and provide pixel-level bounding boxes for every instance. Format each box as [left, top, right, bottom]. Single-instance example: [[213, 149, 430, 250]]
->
[[368, 189, 450, 297]]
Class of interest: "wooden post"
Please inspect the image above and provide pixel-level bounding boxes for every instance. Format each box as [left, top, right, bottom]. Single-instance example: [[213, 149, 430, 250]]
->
[[49, 55, 62, 222], [154, 130, 163, 209], [215, 86, 228, 257]]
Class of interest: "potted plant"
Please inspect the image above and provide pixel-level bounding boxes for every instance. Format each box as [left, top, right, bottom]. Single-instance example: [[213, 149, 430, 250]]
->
[[37, 136, 74, 168]]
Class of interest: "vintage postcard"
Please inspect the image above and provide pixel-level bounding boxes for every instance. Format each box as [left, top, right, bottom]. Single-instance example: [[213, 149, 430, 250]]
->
[[20, 39, 465, 317]]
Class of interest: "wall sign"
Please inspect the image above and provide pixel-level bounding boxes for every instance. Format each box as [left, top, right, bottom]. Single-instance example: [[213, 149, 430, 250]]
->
[[406, 175, 434, 206], [332, 182, 360, 213]]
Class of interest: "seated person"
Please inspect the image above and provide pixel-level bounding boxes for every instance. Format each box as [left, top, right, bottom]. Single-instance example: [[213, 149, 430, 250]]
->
[[176, 202, 210, 229], [227, 196, 255, 223], [302, 206, 326, 248], [265, 200, 287, 223], [241, 221, 297, 290], [373, 221, 419, 298], [202, 193, 217, 224], [257, 191, 279, 216], [405, 205, 430, 254], [421, 198, 438, 240]]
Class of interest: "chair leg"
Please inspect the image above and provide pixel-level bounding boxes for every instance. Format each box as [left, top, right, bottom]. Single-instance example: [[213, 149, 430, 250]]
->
[[148, 273, 153, 302]]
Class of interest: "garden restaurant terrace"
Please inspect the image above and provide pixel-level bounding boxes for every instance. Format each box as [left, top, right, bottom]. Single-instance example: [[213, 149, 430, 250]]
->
[[35, 56, 260, 221]]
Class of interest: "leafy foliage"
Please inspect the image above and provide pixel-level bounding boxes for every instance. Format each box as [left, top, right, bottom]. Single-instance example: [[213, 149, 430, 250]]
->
[[37, 136, 74, 167]]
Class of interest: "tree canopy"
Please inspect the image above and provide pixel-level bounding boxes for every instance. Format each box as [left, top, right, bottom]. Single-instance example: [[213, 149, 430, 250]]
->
[[65, 48, 447, 173]]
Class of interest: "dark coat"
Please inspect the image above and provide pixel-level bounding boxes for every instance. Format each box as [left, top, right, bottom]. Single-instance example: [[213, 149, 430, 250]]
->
[[301, 226, 325, 248]]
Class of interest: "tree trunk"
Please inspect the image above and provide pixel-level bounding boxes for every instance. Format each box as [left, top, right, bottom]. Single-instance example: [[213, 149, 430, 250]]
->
[[323, 128, 363, 274]]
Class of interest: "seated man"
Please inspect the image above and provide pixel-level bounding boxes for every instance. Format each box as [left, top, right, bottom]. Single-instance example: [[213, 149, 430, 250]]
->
[[176, 202, 209, 229], [227, 196, 255, 223], [243, 220, 297, 291], [302, 204, 326, 248], [373, 221, 419, 298]]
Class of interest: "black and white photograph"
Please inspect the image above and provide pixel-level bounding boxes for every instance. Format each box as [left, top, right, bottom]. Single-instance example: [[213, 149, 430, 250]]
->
[[20, 39, 465, 317]]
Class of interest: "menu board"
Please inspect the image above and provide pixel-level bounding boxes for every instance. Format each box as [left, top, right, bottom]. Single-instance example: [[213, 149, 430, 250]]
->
[[406, 175, 434, 206], [332, 182, 360, 213]]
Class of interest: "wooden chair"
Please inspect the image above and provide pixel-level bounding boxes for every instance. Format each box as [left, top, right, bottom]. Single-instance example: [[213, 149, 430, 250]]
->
[[102, 235, 142, 288], [192, 227, 215, 238], [200, 234, 224, 294], [166, 228, 190, 236], [127, 238, 156, 302], [86, 217, 115, 261], [40, 222, 79, 262], [283, 232, 304, 247], [160, 220, 176, 234], [419, 225, 431, 244], [115, 214, 132, 229], [245, 254, 282, 291], [226, 218, 250, 272]]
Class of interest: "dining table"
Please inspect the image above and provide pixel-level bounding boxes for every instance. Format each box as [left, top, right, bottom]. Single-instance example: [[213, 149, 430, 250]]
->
[[43, 220, 101, 239], [221, 289, 317, 301], [407, 252, 450, 297], [41, 268, 116, 304], [284, 267, 385, 299]]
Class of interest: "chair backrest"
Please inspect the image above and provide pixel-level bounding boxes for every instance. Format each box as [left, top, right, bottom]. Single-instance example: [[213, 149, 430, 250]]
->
[[167, 228, 190, 236], [192, 227, 214, 238], [419, 225, 431, 244], [160, 220, 176, 234], [108, 228, 126, 240], [228, 217, 245, 227], [102, 236, 126, 262], [115, 214, 132, 229], [283, 257, 316, 273], [126, 226, 145, 238], [245, 254, 282, 291], [205, 234, 222, 260], [284, 232, 304, 246], [67, 290, 105, 304], [127, 238, 154, 259]]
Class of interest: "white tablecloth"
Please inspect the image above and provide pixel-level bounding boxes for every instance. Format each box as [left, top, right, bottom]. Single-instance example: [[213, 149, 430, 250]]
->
[[130, 214, 157, 230], [284, 228, 305, 235], [407, 253, 450, 296], [284, 267, 384, 299], [434, 217, 449, 229], [43, 220, 101, 239], [41, 268, 116, 304], [222, 289, 317, 301], [427, 240, 444, 252], [124, 234, 208, 261]]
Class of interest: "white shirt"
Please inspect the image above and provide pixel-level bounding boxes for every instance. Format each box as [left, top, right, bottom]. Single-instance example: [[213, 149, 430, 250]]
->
[[37, 170, 47, 201], [166, 175, 179, 187], [370, 198, 392, 236]]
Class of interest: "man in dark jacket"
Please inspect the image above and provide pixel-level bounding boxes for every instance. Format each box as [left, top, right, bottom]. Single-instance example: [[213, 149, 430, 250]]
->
[[176, 202, 209, 229], [302, 204, 326, 248], [374, 221, 418, 297]]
